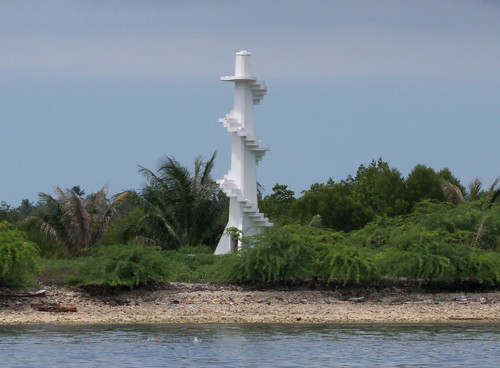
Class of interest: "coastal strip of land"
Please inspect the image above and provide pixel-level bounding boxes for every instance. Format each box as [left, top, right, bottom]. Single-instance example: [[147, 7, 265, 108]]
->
[[0, 283, 498, 324]]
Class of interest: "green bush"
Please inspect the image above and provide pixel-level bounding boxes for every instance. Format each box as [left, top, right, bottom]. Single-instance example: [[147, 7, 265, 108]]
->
[[163, 245, 217, 282], [0, 221, 41, 288], [64, 244, 171, 288], [342, 216, 403, 249], [39, 257, 88, 285], [320, 244, 378, 283], [409, 200, 500, 250], [279, 224, 344, 250], [376, 249, 454, 282], [214, 227, 318, 284], [474, 251, 500, 285]]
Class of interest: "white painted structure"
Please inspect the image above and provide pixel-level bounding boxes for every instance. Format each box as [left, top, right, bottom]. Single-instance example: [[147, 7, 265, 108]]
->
[[215, 51, 272, 255]]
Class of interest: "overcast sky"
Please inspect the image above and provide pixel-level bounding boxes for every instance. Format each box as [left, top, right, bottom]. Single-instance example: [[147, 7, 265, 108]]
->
[[1, 0, 499, 206]]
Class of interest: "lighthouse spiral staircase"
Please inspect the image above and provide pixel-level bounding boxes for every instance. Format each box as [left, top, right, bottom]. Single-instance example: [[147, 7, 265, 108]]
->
[[215, 51, 272, 255]]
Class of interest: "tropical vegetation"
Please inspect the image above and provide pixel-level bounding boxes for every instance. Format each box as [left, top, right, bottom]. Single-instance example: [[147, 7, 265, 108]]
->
[[0, 155, 498, 290], [20, 186, 130, 257], [0, 221, 41, 288], [121, 153, 227, 249]]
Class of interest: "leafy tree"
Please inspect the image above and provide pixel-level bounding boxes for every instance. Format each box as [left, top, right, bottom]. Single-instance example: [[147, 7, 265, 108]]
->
[[406, 164, 445, 204], [0, 221, 41, 288], [351, 158, 409, 216], [22, 186, 130, 257], [291, 179, 373, 232], [17, 199, 35, 218], [124, 153, 227, 249], [0, 202, 20, 223], [259, 184, 296, 225]]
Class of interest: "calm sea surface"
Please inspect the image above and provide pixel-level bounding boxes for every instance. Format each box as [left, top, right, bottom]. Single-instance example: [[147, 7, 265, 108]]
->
[[0, 323, 498, 367]]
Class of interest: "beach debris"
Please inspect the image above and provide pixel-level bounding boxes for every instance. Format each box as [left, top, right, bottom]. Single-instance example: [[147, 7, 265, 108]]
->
[[296, 317, 302, 321], [449, 317, 486, 321], [349, 297, 365, 303], [0, 289, 47, 298], [106, 298, 140, 306], [476, 296, 493, 304], [455, 296, 470, 302], [31, 303, 77, 313], [379, 297, 395, 303]]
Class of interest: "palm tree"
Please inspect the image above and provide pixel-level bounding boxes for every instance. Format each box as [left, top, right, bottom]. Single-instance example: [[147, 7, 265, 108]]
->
[[22, 185, 130, 257], [462, 177, 500, 248], [467, 178, 483, 201], [125, 152, 227, 249]]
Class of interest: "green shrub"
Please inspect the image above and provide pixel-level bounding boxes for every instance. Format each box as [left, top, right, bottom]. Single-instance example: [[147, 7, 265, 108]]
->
[[0, 221, 41, 288], [473, 251, 500, 285], [214, 227, 317, 284], [320, 244, 378, 283], [280, 224, 344, 250], [39, 257, 88, 285], [163, 245, 217, 282], [409, 200, 500, 250], [206, 251, 239, 282], [64, 244, 171, 288], [376, 249, 454, 282], [342, 216, 403, 249], [369, 224, 499, 285], [477, 204, 500, 250]]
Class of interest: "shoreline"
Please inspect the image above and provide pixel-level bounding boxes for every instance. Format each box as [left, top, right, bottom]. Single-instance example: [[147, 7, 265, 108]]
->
[[1, 283, 498, 325]]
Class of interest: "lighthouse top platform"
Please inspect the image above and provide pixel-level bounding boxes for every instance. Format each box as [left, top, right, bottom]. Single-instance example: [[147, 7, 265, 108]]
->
[[220, 50, 257, 81]]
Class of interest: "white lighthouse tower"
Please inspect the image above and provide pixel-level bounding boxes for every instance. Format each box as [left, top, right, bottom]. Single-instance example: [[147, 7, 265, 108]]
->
[[215, 51, 272, 255]]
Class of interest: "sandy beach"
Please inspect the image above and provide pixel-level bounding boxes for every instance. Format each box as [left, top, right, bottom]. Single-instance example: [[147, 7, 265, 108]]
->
[[0, 283, 498, 324]]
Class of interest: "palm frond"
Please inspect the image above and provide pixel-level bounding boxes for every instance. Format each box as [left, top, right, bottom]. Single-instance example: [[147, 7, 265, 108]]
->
[[200, 151, 217, 186], [135, 236, 158, 247], [53, 186, 67, 200], [488, 177, 500, 204], [468, 178, 483, 201], [138, 165, 160, 184], [439, 179, 465, 203], [134, 153, 223, 248], [487, 177, 499, 193], [93, 190, 133, 245], [21, 216, 65, 247], [61, 192, 91, 250], [38, 192, 59, 206]]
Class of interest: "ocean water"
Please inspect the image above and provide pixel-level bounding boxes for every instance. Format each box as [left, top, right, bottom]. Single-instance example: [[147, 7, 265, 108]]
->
[[0, 323, 498, 367]]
